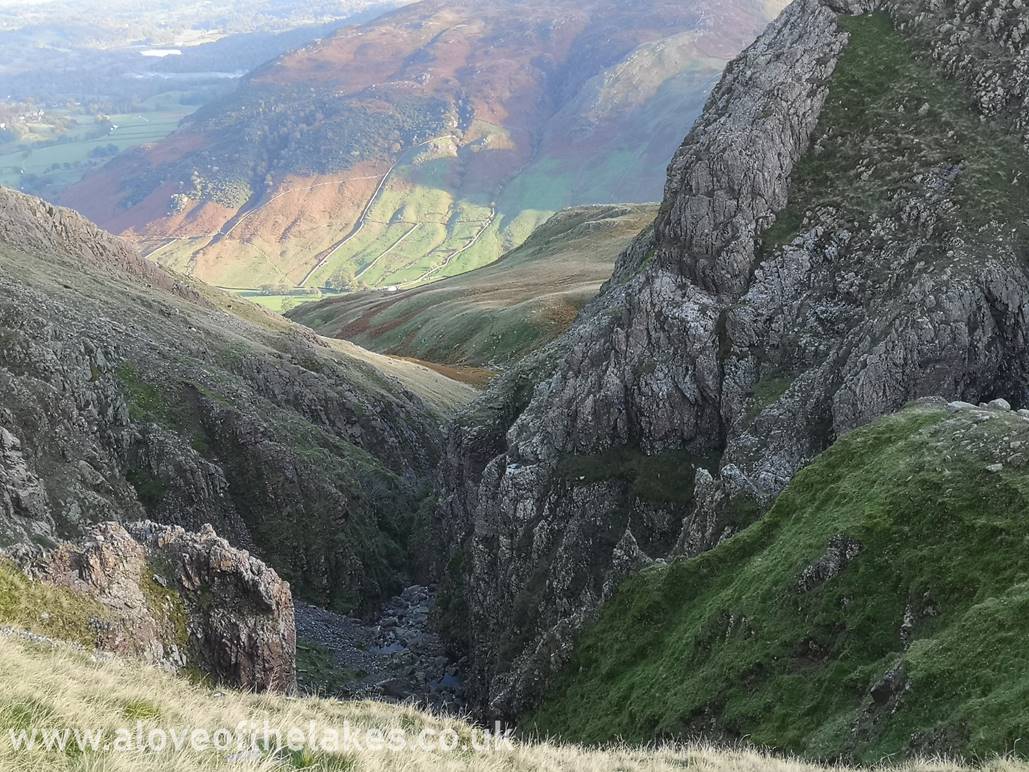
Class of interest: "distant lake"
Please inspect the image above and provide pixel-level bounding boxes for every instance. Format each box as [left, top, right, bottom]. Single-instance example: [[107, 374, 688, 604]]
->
[[129, 70, 246, 81]]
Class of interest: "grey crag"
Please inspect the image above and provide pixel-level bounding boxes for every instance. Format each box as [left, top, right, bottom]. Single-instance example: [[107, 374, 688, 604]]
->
[[22, 520, 296, 691], [433, 0, 1029, 720]]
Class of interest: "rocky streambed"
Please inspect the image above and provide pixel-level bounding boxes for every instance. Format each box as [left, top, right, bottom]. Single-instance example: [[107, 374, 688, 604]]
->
[[295, 586, 465, 711]]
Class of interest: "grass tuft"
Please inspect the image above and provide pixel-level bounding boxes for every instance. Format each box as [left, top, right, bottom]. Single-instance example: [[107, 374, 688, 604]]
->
[[0, 560, 105, 646]]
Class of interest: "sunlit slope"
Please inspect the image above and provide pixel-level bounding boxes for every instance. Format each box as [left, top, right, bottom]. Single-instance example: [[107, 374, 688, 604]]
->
[[287, 204, 657, 367], [61, 0, 781, 291], [0, 627, 1018, 771]]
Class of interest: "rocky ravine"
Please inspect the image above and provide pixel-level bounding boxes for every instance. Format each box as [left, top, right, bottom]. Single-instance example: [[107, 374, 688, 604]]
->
[[433, 0, 1029, 720], [0, 186, 464, 613], [295, 585, 465, 711]]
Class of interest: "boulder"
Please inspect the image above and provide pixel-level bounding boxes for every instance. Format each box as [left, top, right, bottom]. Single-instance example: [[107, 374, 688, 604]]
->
[[24, 520, 296, 692]]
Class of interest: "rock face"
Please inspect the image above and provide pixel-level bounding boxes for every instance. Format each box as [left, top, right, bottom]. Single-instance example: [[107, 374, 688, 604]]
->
[[20, 520, 295, 691], [0, 188, 173, 289], [0, 186, 457, 612], [433, 0, 1029, 720]]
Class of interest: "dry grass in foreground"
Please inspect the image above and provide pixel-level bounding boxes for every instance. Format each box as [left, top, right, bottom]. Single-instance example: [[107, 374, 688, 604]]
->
[[0, 629, 1024, 772]]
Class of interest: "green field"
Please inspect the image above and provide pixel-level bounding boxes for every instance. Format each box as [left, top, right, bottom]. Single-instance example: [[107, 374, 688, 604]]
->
[[291, 66, 709, 294], [227, 289, 339, 314], [0, 93, 197, 195], [151, 126, 570, 294], [300, 137, 520, 291]]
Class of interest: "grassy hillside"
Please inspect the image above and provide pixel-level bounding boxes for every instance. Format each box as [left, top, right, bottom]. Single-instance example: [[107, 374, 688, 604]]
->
[[529, 402, 1029, 762], [0, 627, 1024, 771], [288, 205, 658, 367]]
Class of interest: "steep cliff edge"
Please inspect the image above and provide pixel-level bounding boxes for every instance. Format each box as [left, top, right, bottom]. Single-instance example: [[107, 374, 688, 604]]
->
[[0, 186, 472, 613], [433, 0, 1029, 721]]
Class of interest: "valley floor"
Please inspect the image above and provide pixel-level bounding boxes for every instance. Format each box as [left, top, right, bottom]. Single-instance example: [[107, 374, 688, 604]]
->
[[295, 587, 465, 711], [0, 628, 1026, 772]]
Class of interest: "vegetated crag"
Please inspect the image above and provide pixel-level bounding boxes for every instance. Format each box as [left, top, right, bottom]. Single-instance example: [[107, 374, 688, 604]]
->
[[889, 0, 1029, 149], [14, 520, 296, 692], [530, 400, 1029, 760], [433, 0, 1029, 721], [0, 186, 461, 613]]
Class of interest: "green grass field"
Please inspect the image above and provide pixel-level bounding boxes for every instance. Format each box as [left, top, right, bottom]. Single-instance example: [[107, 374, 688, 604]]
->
[[300, 145, 513, 291], [226, 290, 334, 314]]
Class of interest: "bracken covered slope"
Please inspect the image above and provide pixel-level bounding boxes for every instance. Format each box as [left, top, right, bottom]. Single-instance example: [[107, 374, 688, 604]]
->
[[60, 0, 781, 291], [0, 186, 473, 613], [431, 0, 1029, 727]]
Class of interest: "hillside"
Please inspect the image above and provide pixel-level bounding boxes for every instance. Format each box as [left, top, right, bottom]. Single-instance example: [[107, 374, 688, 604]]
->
[[7, 0, 1029, 766], [0, 627, 1023, 771], [0, 186, 475, 616], [287, 204, 658, 367], [60, 0, 783, 298], [0, 2, 407, 203], [530, 401, 1029, 760], [429, 0, 1029, 753]]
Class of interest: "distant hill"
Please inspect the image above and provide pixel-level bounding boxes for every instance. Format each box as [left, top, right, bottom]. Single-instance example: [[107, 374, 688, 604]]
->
[[287, 204, 658, 367], [61, 0, 784, 292]]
